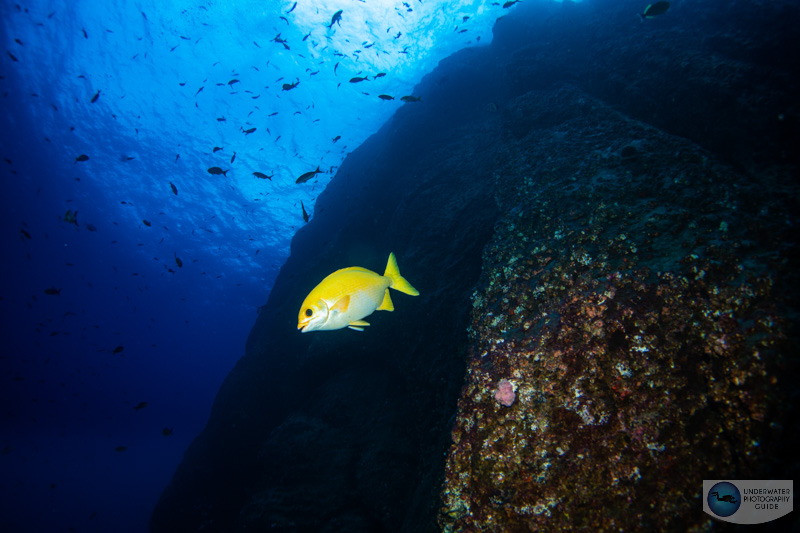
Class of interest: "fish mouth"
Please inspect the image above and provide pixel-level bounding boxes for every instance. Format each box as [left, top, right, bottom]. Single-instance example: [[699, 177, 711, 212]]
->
[[298, 323, 308, 332]]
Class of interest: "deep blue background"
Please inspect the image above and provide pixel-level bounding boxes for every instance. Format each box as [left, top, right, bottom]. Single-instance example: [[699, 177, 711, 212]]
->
[[0, 0, 520, 531]]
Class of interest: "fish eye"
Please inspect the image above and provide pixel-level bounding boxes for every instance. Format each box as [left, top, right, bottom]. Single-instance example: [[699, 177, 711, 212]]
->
[[304, 308, 313, 317]]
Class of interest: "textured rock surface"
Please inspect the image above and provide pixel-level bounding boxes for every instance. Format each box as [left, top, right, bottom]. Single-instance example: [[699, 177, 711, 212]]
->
[[438, 85, 797, 532], [151, 1, 798, 531]]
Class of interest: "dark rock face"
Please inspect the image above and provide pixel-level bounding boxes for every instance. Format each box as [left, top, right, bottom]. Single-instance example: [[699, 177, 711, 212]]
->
[[150, 48, 506, 533], [151, 1, 798, 532]]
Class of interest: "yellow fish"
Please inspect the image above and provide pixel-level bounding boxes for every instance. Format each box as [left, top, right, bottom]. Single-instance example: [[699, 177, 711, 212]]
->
[[298, 252, 419, 332]]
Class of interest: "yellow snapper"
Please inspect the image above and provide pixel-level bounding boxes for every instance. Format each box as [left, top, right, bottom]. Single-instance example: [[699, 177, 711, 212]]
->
[[298, 252, 419, 332]]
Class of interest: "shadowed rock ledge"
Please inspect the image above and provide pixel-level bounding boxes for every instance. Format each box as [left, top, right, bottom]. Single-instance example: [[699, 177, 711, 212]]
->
[[151, 1, 798, 531]]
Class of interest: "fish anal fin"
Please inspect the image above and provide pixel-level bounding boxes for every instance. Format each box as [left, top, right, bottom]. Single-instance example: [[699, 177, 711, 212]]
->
[[376, 289, 394, 311], [348, 320, 369, 331]]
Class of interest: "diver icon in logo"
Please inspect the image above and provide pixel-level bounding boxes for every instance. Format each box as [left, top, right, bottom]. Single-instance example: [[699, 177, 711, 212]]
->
[[707, 481, 742, 517], [709, 491, 737, 504]]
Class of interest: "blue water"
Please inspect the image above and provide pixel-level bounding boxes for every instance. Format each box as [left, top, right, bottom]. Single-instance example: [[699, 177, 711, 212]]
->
[[0, 0, 524, 531]]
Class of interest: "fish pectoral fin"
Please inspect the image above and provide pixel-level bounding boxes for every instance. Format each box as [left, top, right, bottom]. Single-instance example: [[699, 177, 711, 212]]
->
[[330, 295, 350, 313], [376, 289, 394, 311]]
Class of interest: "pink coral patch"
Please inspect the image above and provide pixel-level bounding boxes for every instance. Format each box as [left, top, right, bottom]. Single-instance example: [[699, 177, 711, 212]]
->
[[494, 379, 516, 407]]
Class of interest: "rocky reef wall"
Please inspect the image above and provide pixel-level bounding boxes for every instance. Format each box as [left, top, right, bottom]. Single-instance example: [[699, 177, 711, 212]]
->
[[438, 85, 797, 532], [151, 1, 798, 531]]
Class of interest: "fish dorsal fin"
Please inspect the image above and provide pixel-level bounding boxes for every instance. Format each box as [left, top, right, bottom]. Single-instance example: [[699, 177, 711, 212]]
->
[[339, 266, 374, 275], [330, 295, 350, 314], [376, 289, 394, 312]]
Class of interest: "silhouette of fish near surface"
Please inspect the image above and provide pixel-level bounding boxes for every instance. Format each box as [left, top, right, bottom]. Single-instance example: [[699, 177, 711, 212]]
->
[[295, 166, 322, 184]]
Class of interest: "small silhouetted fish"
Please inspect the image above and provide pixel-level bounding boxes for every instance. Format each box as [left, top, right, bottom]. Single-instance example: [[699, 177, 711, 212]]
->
[[174, 253, 183, 267], [207, 167, 228, 176], [332, 135, 341, 143], [7, 51, 18, 62], [142, 219, 151, 227], [133, 401, 147, 411], [301, 201, 309, 223], [217, 117, 226, 122], [115, 446, 127, 452], [349, 76, 368, 83], [640, 1, 670, 19], [231, 152, 236, 164], [44, 286, 62, 296], [228, 78, 239, 86], [503, 0, 521, 8], [242, 127, 257, 135], [400, 95, 421, 102], [162, 427, 173, 437], [20, 228, 31, 239], [328, 9, 343, 28], [85, 223, 97, 232], [374, 72, 386, 78], [120, 155, 135, 161], [296, 166, 323, 184], [195, 86, 204, 96], [253, 171, 272, 180], [378, 94, 394, 100], [74, 154, 89, 163], [170, 182, 178, 195], [90, 90, 100, 103], [175, 154, 180, 163], [112, 345, 124, 354], [282, 80, 299, 91], [213, 146, 223, 153], [287, 1, 297, 14], [63, 210, 78, 225]]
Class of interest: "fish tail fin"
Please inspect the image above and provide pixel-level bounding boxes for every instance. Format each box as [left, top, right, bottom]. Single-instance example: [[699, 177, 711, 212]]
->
[[639, 13, 645, 21], [383, 252, 419, 296], [223, 169, 228, 176]]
